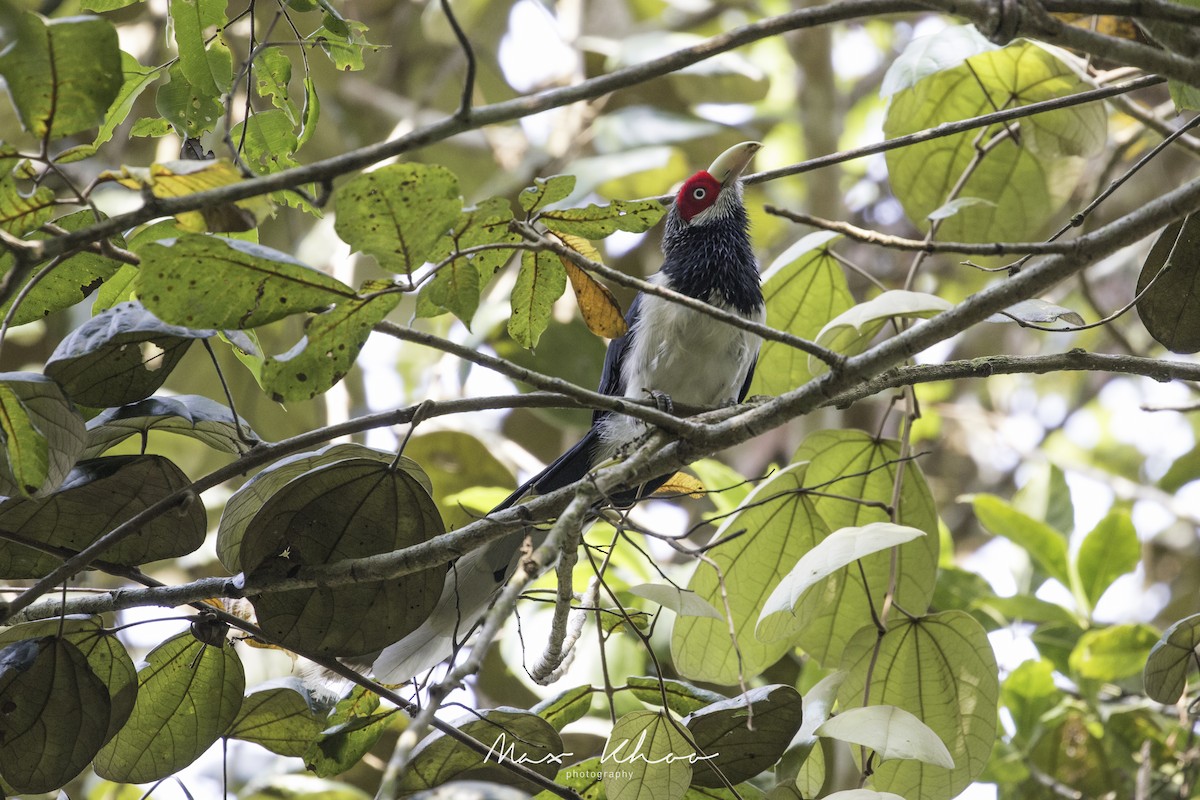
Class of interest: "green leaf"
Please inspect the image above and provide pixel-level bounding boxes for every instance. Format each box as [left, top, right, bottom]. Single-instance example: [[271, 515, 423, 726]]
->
[[170, 0, 230, 95], [1144, 612, 1200, 704], [298, 76, 320, 148], [93, 52, 161, 148], [241, 457, 445, 657], [759, 523, 927, 633], [82, 394, 260, 458], [539, 198, 666, 239], [1001, 659, 1059, 747], [334, 163, 461, 274], [672, 462, 825, 685], [93, 632, 245, 784], [684, 685, 804, 787], [749, 231, 854, 395], [627, 677, 727, 717], [0, 372, 86, 498], [1161, 443, 1200, 492], [1136, 213, 1200, 353], [378, 430, 497, 532], [397, 708, 564, 793], [304, 684, 398, 778], [0, 210, 127, 326], [0, 455, 208, 577], [532, 684, 594, 731], [155, 61, 223, 137], [972, 493, 1070, 587], [44, 301, 212, 407], [788, 430, 940, 666], [508, 249, 567, 349], [260, 280, 402, 402], [232, 108, 301, 177], [216, 443, 422, 572], [879, 24, 996, 97], [1069, 623, 1159, 682], [0, 13, 123, 140], [520, 175, 576, 214], [254, 47, 298, 123], [884, 38, 1106, 242], [0, 637, 111, 793], [1073, 510, 1139, 612], [838, 611, 998, 799], [137, 234, 354, 329], [817, 705, 954, 769], [629, 584, 722, 619], [227, 678, 324, 758], [602, 710, 694, 800], [312, 19, 375, 72], [0, 173, 56, 235], [80, 0, 143, 8], [420, 197, 520, 325], [809, 290, 952, 376], [1012, 462, 1074, 535]]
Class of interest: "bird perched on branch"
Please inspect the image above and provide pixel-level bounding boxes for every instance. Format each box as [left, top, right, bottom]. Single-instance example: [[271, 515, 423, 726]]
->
[[373, 141, 765, 683]]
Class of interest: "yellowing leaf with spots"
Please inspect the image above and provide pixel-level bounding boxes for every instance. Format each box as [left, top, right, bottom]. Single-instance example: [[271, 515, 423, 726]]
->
[[556, 232, 627, 339]]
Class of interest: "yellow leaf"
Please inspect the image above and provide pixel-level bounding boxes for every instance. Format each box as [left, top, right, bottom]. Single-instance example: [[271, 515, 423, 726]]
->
[[555, 233, 627, 339], [99, 159, 271, 232], [654, 471, 705, 498]]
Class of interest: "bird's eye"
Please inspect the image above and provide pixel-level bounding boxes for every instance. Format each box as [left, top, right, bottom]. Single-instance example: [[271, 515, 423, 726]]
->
[[692, 187, 707, 200]]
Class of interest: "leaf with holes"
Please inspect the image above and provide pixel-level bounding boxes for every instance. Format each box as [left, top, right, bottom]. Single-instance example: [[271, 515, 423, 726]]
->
[[838, 612, 998, 799], [334, 163, 461, 274], [241, 457, 445, 656], [0, 13, 123, 140], [520, 175, 576, 214], [44, 301, 213, 407], [539, 198, 666, 239], [137, 234, 353, 329], [93, 632, 244, 784], [0, 637, 111, 794], [260, 280, 402, 402], [82, 394, 260, 459], [0, 373, 86, 498], [1136, 213, 1200, 353], [509, 249, 567, 349]]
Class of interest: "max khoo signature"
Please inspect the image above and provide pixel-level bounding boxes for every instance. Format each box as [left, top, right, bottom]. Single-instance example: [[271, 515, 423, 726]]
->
[[484, 730, 719, 772]]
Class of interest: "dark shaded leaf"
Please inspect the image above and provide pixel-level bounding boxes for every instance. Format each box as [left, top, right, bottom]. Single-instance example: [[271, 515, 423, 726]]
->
[[44, 301, 213, 407], [1145, 613, 1200, 704], [1136, 214, 1200, 353], [684, 684, 804, 787], [83, 394, 261, 458], [304, 684, 398, 778], [0, 372, 86, 498]]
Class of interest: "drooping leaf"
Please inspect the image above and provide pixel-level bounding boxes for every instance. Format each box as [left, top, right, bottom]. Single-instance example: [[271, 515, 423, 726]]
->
[[787, 430, 940, 666], [750, 231, 854, 395], [333, 163, 461, 274], [304, 684, 398, 778], [684, 684, 804, 787], [240, 457, 445, 656], [509, 249, 567, 349], [0, 372, 86, 498], [602, 710, 694, 800], [0, 210, 126, 326], [169, 0, 231, 95], [260, 280, 402, 402], [818, 705, 954, 769], [0, 637, 111, 794], [672, 462, 825, 685], [0, 12, 123, 140], [312, 19, 376, 72], [254, 46, 298, 122], [43, 301, 213, 407], [103, 159, 268, 233], [759, 523, 927, 633], [986, 298, 1085, 327], [93, 52, 161, 148], [93, 632, 245, 784], [0, 455, 208, 577], [629, 584, 722, 619], [82, 394, 260, 459], [557, 232, 628, 339], [0, 616, 137, 746], [809, 290, 952, 376], [227, 678, 324, 758], [1136, 213, 1200, 354], [520, 175, 576, 214], [1144, 612, 1200, 704], [137, 234, 353, 329], [539, 198, 666, 239], [838, 611, 998, 799], [396, 708, 563, 794], [884, 35, 1106, 242]]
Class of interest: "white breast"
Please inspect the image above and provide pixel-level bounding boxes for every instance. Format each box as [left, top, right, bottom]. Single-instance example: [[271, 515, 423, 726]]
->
[[600, 274, 763, 451]]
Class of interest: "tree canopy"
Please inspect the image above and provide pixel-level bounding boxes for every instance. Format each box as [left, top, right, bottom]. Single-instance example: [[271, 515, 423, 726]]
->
[[0, 1, 1199, 799]]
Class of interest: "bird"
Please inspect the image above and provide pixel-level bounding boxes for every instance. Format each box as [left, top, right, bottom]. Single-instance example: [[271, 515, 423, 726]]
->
[[372, 141, 765, 684]]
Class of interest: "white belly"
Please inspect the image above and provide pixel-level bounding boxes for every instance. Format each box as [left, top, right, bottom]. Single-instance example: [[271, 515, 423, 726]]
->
[[600, 277, 763, 452]]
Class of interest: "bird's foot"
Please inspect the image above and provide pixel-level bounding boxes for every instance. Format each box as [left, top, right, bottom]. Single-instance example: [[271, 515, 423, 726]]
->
[[646, 390, 674, 414]]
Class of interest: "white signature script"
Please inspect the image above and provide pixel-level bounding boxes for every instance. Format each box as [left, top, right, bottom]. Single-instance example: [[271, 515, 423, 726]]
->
[[484, 731, 719, 767]]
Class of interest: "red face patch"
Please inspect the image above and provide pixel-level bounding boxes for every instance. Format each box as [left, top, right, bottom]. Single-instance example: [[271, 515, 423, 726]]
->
[[675, 171, 722, 222]]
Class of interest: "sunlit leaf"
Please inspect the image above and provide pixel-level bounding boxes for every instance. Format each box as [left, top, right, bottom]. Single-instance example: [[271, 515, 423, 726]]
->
[[227, 678, 324, 758], [532, 685, 594, 731], [818, 705, 954, 769], [169, 0, 230, 95], [629, 584, 722, 619], [1069, 623, 1159, 682], [0, 372, 86, 498], [809, 290, 952, 375], [1073, 510, 1139, 612], [520, 175, 576, 214], [602, 710, 693, 800], [972, 493, 1070, 587], [509, 249, 567, 349]]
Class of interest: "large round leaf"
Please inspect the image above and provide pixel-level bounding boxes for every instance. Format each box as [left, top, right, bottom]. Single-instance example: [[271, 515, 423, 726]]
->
[[0, 455, 207, 578], [82, 394, 261, 459], [0, 637, 112, 793], [241, 457, 445, 656], [684, 684, 804, 787], [1136, 213, 1200, 354], [0, 372, 86, 498], [93, 631, 245, 784]]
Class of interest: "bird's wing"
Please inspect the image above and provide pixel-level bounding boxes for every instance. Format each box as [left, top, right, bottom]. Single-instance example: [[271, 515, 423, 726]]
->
[[738, 353, 758, 402], [591, 292, 641, 422]]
